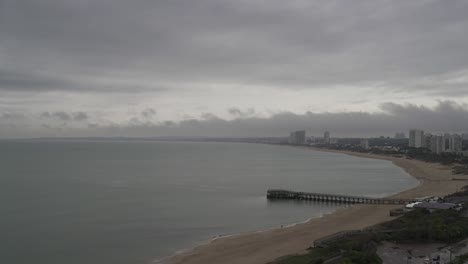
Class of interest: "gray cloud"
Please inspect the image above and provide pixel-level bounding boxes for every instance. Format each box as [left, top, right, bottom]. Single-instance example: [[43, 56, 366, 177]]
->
[[73, 112, 88, 121], [200, 112, 221, 120], [0, 70, 66, 91], [1, 100, 467, 138], [41, 111, 70, 121], [141, 108, 156, 119], [54, 112, 70, 121], [23, 100, 462, 138], [40, 111, 88, 122], [2, 1, 468, 138], [227, 107, 256, 118], [148, 101, 468, 137], [1, 112, 25, 119], [2, 0, 468, 93]]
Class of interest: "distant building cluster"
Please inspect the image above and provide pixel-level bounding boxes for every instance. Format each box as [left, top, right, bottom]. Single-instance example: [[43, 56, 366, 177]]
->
[[288, 130, 337, 145], [409, 129, 463, 154], [285, 129, 466, 156], [288, 130, 306, 145]]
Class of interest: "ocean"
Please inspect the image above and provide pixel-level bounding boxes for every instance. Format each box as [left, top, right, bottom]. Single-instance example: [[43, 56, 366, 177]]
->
[[0, 140, 419, 264]]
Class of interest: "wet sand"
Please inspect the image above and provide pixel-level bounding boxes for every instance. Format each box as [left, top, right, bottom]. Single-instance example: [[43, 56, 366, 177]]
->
[[166, 148, 468, 264]]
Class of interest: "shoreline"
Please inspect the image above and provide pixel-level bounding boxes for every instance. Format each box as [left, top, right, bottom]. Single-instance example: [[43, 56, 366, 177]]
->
[[166, 147, 468, 264], [155, 207, 342, 264]]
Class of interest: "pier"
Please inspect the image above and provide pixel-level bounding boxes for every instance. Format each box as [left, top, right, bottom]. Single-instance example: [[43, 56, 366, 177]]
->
[[267, 189, 413, 205]]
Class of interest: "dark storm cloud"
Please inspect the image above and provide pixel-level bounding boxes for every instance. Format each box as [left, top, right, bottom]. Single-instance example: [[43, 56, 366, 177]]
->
[[80, 101, 468, 138], [2, 0, 468, 92], [2, 100, 466, 139]]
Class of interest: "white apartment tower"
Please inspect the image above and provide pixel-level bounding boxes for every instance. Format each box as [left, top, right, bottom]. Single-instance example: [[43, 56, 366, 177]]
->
[[360, 139, 370, 150], [449, 134, 463, 153], [409, 129, 424, 148]]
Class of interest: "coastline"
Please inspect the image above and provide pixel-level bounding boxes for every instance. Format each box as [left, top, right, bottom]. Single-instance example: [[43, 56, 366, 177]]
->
[[166, 147, 468, 264]]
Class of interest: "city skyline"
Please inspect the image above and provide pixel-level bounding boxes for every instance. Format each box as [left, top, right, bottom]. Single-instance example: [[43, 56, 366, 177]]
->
[[409, 128, 464, 154]]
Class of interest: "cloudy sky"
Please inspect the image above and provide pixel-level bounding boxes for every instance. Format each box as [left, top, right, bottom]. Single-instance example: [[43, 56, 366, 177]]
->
[[1, 0, 468, 138]]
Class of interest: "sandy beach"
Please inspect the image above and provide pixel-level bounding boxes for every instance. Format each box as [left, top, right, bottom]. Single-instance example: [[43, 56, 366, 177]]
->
[[166, 148, 468, 264]]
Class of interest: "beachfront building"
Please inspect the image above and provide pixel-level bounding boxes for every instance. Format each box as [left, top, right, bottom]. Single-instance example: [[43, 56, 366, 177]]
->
[[324, 131, 330, 144], [449, 134, 463, 153], [463, 133, 468, 140], [289, 130, 306, 145], [360, 139, 369, 150], [430, 135, 445, 154], [444, 133, 451, 151], [409, 129, 424, 148], [422, 133, 432, 149], [417, 132, 464, 154], [413, 202, 460, 213]]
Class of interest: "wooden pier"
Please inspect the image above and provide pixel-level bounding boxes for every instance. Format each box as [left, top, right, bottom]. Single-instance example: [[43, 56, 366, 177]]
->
[[267, 189, 413, 205]]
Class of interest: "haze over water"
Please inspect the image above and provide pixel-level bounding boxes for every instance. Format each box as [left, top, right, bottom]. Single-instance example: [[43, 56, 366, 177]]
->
[[0, 140, 419, 264]]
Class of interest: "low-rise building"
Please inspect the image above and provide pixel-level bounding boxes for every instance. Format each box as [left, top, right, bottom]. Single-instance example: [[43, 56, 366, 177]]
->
[[413, 202, 460, 213]]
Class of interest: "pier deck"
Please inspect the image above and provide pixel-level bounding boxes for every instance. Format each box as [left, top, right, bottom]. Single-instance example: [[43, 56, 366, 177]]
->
[[267, 189, 413, 205]]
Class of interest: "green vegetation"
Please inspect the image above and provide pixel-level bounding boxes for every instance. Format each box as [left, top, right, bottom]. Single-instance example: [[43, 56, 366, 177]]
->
[[272, 209, 468, 264], [449, 252, 468, 264], [271, 248, 335, 264], [376, 209, 468, 243], [405, 148, 467, 165]]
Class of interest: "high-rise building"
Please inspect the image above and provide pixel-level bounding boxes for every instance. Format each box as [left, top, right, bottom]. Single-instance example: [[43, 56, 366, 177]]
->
[[430, 135, 445, 154], [409, 129, 424, 148], [449, 134, 463, 153], [444, 133, 451, 151], [296, 130, 306, 145], [463, 133, 468, 140], [288, 132, 295, 144], [423, 133, 432, 149], [289, 130, 306, 145], [430, 136, 437, 153], [324, 131, 330, 144], [360, 139, 369, 150]]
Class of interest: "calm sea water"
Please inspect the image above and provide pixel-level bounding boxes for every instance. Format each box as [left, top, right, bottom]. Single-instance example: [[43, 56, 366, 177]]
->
[[0, 140, 419, 264]]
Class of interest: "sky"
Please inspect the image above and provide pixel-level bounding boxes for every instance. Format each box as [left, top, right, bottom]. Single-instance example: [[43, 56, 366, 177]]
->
[[1, 0, 468, 138]]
